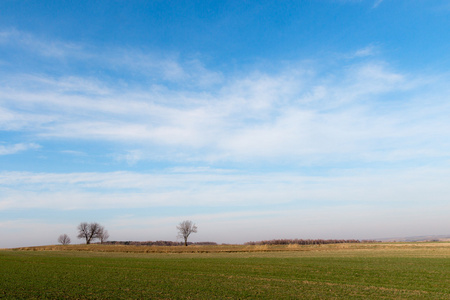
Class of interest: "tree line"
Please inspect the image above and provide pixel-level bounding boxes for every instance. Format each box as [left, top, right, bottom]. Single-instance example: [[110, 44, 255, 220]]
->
[[244, 239, 378, 245], [104, 241, 216, 246]]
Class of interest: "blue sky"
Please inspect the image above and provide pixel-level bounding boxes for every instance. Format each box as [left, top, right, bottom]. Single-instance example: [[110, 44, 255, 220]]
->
[[1, 0, 450, 248]]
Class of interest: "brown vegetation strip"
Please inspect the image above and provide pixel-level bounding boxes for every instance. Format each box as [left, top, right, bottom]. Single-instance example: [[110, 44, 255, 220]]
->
[[10, 242, 450, 254]]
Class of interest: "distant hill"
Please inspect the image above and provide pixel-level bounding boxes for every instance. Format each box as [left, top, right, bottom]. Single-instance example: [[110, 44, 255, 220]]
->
[[378, 235, 450, 242]]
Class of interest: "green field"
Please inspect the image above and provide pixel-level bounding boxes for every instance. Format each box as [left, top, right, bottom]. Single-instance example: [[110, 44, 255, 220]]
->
[[1, 243, 450, 299]]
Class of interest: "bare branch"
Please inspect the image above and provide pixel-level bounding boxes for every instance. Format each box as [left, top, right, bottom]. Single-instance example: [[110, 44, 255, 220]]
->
[[77, 222, 104, 244], [57, 234, 71, 245], [176, 220, 197, 246], [98, 226, 109, 244]]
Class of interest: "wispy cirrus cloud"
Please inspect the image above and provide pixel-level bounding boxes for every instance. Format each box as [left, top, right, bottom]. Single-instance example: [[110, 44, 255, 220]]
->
[[373, 0, 384, 8], [0, 29, 84, 59], [1, 165, 450, 211], [0, 143, 40, 155], [350, 45, 379, 58], [0, 29, 223, 89], [113, 150, 144, 165], [1, 51, 448, 166]]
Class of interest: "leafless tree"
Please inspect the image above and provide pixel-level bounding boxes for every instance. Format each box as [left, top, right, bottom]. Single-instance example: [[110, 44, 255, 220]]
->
[[177, 220, 197, 246], [77, 222, 103, 244], [58, 234, 71, 245], [98, 226, 109, 244]]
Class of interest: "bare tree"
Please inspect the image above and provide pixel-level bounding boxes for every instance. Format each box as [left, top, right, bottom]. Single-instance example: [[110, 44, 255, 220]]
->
[[77, 222, 103, 244], [58, 234, 71, 245], [177, 220, 197, 246], [98, 226, 109, 244]]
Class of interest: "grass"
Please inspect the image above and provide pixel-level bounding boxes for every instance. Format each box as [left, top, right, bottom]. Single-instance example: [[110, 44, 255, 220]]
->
[[1, 243, 450, 299]]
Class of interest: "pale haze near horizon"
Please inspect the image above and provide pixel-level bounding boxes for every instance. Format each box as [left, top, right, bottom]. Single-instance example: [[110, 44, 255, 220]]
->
[[1, 0, 450, 248]]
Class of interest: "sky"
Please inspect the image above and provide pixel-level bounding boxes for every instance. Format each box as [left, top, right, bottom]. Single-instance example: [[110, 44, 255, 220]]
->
[[1, 0, 450, 248]]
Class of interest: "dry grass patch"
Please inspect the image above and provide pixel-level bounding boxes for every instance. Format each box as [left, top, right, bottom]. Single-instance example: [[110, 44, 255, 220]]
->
[[10, 242, 450, 257]]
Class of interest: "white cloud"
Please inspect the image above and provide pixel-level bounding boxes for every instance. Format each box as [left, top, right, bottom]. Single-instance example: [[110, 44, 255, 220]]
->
[[0, 29, 83, 58], [373, 0, 384, 8], [0, 143, 40, 155], [351, 45, 379, 57], [1, 165, 450, 211], [1, 56, 449, 166], [61, 150, 87, 156], [113, 150, 144, 165], [103, 50, 224, 86]]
